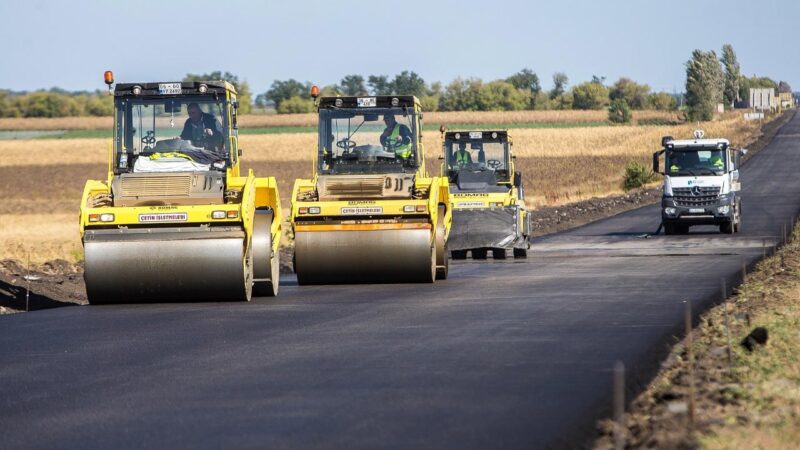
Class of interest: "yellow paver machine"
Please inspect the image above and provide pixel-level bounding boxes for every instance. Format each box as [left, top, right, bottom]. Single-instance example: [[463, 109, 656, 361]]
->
[[441, 129, 531, 259], [79, 72, 281, 303], [291, 91, 451, 283]]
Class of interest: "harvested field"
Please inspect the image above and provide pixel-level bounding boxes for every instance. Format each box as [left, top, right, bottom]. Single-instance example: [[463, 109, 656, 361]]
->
[[0, 113, 768, 263], [0, 110, 680, 131]]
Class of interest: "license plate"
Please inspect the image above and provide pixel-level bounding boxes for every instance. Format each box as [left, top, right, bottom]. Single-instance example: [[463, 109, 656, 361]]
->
[[139, 212, 188, 223], [689, 208, 705, 213], [457, 201, 485, 208], [357, 97, 376, 107], [341, 207, 382, 215], [469, 131, 482, 139], [158, 83, 182, 95]]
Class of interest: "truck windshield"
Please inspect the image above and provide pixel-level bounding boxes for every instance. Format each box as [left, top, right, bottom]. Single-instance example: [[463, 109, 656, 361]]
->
[[317, 108, 419, 174], [667, 148, 726, 176], [445, 138, 510, 182], [114, 96, 230, 172]]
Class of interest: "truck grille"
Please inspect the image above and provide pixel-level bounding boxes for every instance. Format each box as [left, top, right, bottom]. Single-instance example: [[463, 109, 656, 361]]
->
[[120, 175, 192, 197], [673, 186, 721, 207]]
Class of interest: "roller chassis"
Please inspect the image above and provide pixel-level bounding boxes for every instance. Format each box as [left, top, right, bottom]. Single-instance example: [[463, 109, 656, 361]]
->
[[79, 79, 282, 304]]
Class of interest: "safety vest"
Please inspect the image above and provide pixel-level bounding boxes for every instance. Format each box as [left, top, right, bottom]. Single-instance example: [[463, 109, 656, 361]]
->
[[456, 150, 470, 164], [387, 124, 412, 158], [150, 152, 194, 161], [670, 164, 679, 172], [711, 156, 723, 168]]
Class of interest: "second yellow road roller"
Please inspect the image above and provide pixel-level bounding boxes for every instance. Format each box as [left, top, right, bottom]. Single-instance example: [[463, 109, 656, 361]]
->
[[79, 73, 282, 303], [291, 90, 451, 284]]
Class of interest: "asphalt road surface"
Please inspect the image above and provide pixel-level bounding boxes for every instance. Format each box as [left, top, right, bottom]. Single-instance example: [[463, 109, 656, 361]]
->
[[3, 116, 800, 449]]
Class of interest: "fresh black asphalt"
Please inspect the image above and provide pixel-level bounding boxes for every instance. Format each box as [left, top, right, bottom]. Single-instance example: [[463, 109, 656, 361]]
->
[[2, 114, 799, 449]]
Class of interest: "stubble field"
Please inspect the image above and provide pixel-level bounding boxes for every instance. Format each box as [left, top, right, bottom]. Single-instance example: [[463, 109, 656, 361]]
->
[[0, 112, 762, 264]]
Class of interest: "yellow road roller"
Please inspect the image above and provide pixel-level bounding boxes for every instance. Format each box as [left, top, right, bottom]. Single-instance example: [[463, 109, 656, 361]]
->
[[79, 72, 281, 303], [291, 91, 451, 284], [441, 129, 530, 259]]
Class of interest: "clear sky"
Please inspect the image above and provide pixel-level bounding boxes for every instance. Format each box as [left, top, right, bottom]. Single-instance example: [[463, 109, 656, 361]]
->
[[1, 0, 797, 94]]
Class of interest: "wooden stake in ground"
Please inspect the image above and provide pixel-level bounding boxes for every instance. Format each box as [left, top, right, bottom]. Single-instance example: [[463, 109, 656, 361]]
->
[[613, 361, 625, 450], [684, 300, 696, 430], [722, 278, 734, 374]]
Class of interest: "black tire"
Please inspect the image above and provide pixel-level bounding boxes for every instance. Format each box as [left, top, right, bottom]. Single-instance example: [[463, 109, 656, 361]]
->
[[720, 220, 734, 234], [492, 249, 507, 259], [472, 249, 488, 260], [513, 248, 528, 259], [664, 223, 675, 235], [451, 250, 467, 260], [733, 201, 742, 233], [677, 224, 690, 235]]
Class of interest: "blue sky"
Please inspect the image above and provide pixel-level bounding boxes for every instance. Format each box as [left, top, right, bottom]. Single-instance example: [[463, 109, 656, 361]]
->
[[1, 0, 797, 94]]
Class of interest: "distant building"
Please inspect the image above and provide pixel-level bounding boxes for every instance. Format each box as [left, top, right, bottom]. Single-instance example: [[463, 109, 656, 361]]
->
[[778, 92, 794, 109], [749, 88, 776, 111]]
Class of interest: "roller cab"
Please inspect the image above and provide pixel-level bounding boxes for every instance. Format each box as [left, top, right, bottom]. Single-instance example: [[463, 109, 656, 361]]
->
[[440, 130, 531, 260], [79, 77, 281, 304], [291, 94, 451, 284]]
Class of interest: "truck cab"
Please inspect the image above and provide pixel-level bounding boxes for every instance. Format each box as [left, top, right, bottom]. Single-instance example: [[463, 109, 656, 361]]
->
[[653, 131, 746, 235]]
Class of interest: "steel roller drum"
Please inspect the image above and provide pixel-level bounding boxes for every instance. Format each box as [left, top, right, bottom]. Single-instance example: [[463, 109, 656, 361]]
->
[[294, 227, 434, 284], [84, 227, 250, 303]]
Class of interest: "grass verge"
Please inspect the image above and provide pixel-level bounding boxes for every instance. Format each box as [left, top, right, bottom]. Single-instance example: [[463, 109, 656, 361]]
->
[[594, 222, 800, 449]]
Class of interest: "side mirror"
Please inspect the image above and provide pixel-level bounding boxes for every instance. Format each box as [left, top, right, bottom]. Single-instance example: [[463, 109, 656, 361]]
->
[[740, 148, 748, 155], [238, 148, 243, 157], [513, 171, 523, 188], [438, 155, 444, 160], [652, 150, 664, 174]]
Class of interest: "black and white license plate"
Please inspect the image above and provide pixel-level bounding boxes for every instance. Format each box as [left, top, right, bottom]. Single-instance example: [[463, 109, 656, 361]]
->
[[158, 83, 182, 95]]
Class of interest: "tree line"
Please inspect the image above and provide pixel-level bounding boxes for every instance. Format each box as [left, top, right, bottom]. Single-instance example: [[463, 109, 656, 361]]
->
[[260, 70, 682, 115], [0, 56, 788, 118]]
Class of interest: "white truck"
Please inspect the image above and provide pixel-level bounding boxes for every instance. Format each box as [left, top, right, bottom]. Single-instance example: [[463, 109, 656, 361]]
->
[[653, 131, 746, 235]]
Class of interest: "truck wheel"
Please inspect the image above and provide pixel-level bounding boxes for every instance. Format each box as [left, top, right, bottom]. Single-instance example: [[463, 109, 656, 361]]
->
[[664, 223, 675, 235], [733, 202, 742, 233], [720, 221, 734, 234], [513, 248, 528, 259], [677, 224, 690, 235]]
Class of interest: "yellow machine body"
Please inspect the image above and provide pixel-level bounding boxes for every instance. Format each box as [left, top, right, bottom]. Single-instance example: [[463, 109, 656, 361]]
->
[[291, 95, 451, 283], [441, 130, 530, 259], [79, 80, 281, 303]]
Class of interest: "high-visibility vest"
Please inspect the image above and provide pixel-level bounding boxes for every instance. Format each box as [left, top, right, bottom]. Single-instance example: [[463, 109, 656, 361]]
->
[[150, 152, 194, 161], [456, 150, 470, 164], [711, 156, 723, 168], [387, 124, 412, 158]]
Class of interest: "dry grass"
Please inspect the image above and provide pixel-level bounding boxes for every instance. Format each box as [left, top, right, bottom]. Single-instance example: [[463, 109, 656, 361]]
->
[[0, 110, 680, 131], [0, 113, 765, 263], [0, 214, 81, 264]]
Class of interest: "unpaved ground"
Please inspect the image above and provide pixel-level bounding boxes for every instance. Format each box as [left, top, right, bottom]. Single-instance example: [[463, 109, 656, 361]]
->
[[1, 111, 792, 313]]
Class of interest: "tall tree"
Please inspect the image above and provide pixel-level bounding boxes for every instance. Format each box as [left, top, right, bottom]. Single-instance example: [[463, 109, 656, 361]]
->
[[265, 79, 309, 108], [550, 72, 568, 99], [339, 74, 368, 96], [778, 80, 793, 93], [609, 78, 651, 109], [506, 68, 541, 108], [184, 71, 252, 113], [720, 44, 741, 107], [685, 49, 724, 121], [571, 81, 609, 110], [391, 71, 427, 97], [367, 75, 392, 95]]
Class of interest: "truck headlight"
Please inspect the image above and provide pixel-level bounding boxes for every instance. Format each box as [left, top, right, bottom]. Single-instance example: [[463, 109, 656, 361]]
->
[[664, 207, 677, 216], [717, 205, 730, 214]]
